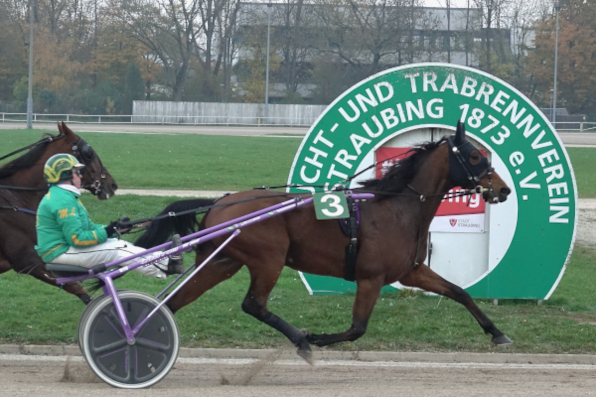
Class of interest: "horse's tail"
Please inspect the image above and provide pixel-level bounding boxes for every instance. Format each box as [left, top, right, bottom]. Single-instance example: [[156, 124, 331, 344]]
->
[[134, 198, 215, 248]]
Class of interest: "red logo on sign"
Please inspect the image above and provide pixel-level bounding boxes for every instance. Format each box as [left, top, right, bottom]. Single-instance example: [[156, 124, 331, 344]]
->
[[376, 147, 486, 216], [450, 219, 457, 227]]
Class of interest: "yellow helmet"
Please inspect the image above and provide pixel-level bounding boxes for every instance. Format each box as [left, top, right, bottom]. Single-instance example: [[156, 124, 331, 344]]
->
[[43, 154, 84, 184]]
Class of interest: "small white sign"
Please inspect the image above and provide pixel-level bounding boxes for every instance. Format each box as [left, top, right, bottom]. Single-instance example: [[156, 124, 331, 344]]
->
[[430, 214, 485, 233]]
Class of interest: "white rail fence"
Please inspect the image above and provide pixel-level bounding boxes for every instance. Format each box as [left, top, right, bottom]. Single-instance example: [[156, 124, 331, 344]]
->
[[132, 101, 327, 126], [1, 101, 595, 132]]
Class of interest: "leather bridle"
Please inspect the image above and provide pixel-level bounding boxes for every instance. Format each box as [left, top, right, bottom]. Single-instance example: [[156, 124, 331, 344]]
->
[[64, 135, 107, 195]]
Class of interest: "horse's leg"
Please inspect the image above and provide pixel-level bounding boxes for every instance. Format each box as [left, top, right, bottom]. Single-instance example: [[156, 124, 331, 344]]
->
[[29, 263, 93, 305], [400, 264, 512, 345], [11, 248, 92, 304], [239, 257, 314, 363], [166, 252, 244, 313], [0, 251, 11, 274], [305, 278, 384, 347]]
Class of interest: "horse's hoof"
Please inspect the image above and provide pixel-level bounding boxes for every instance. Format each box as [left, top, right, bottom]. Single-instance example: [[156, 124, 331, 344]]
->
[[297, 347, 314, 365], [299, 328, 309, 337], [492, 334, 513, 345]]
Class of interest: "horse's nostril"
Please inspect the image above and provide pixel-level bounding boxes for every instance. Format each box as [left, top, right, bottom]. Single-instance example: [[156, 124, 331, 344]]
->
[[111, 183, 118, 191], [501, 187, 511, 196]]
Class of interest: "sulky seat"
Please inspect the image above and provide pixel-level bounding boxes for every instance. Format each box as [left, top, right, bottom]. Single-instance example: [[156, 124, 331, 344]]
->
[[45, 263, 93, 278]]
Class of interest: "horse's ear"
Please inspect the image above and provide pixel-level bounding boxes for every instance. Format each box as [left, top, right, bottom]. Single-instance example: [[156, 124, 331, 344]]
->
[[455, 120, 466, 144], [57, 121, 63, 135], [60, 121, 74, 137]]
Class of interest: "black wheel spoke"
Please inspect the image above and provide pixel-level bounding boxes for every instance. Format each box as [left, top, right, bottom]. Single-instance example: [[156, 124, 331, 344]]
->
[[128, 345, 135, 380], [89, 338, 128, 355], [135, 337, 170, 353]]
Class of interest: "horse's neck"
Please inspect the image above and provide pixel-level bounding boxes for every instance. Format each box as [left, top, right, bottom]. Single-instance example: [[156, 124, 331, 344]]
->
[[0, 146, 53, 206], [407, 145, 452, 226], [1, 162, 46, 188]]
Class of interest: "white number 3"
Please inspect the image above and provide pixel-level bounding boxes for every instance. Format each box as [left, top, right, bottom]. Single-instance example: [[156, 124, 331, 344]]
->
[[321, 194, 345, 217]]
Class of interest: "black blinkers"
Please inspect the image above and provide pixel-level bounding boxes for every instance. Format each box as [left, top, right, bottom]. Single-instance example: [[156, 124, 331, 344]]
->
[[71, 137, 96, 165], [447, 121, 491, 189], [77, 139, 95, 163]]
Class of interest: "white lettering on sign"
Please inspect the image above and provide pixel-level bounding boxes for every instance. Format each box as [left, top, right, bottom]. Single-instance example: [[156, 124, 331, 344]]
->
[[461, 76, 477, 98], [306, 69, 572, 223], [519, 171, 541, 189], [375, 81, 394, 103]]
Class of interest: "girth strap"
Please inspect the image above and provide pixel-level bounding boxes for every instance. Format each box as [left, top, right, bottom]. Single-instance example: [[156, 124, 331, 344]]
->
[[339, 194, 360, 282]]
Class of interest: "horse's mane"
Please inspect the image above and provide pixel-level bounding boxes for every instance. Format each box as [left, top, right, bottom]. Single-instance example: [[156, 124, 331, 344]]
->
[[0, 133, 60, 179], [360, 137, 447, 195]]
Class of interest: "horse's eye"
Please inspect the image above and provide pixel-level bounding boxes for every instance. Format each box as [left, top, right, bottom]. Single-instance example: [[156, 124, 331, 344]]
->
[[469, 151, 481, 166]]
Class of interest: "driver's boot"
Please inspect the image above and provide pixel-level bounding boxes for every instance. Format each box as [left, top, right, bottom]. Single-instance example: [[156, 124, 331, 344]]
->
[[166, 234, 184, 275]]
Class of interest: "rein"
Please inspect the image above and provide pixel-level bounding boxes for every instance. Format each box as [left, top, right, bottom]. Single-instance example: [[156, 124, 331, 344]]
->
[[120, 185, 482, 231], [0, 205, 37, 215], [0, 184, 47, 191], [0, 134, 66, 192], [0, 134, 63, 162], [119, 192, 305, 228], [0, 133, 106, 214]]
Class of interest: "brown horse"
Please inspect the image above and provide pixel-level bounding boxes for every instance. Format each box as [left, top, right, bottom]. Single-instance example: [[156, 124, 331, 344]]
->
[[0, 122, 118, 304], [140, 122, 512, 361]]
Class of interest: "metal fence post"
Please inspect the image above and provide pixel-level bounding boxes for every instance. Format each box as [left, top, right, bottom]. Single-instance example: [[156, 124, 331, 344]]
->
[[580, 122, 583, 133], [99, 116, 101, 124]]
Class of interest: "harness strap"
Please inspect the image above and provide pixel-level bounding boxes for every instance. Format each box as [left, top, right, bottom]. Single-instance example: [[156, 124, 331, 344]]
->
[[0, 184, 47, 191], [0, 205, 37, 215], [341, 193, 359, 282], [0, 135, 60, 162]]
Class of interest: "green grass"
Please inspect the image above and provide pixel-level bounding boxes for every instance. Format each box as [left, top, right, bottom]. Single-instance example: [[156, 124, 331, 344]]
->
[[3, 128, 596, 196], [0, 194, 596, 353], [566, 147, 596, 198], [0, 128, 300, 191], [2, 128, 596, 353]]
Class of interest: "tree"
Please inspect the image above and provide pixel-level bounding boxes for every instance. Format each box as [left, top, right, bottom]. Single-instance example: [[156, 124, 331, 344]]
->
[[93, 18, 162, 98], [502, 0, 546, 97], [471, 0, 511, 73], [215, 0, 241, 102], [0, 0, 27, 101], [309, 54, 349, 104], [527, 0, 596, 114], [275, 0, 314, 95], [238, 24, 281, 103], [123, 61, 145, 114], [311, 0, 431, 81], [109, 0, 201, 101], [32, 25, 83, 94]]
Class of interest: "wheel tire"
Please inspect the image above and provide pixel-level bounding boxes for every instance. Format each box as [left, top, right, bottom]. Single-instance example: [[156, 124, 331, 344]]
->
[[79, 291, 179, 389]]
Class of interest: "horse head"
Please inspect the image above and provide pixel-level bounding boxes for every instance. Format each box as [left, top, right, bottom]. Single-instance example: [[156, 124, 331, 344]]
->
[[447, 121, 510, 203], [56, 122, 118, 200]]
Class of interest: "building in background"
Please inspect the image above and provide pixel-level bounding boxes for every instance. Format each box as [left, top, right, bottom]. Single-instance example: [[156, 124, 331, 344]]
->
[[232, 2, 522, 102]]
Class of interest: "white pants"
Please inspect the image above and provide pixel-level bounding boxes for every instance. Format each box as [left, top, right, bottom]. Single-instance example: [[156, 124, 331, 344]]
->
[[50, 238, 168, 279]]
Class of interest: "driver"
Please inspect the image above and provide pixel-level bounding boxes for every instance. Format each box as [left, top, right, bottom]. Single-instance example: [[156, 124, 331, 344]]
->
[[35, 153, 184, 278]]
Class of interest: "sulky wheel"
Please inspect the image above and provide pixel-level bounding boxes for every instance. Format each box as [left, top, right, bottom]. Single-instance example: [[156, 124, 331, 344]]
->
[[79, 290, 179, 389], [77, 290, 131, 353]]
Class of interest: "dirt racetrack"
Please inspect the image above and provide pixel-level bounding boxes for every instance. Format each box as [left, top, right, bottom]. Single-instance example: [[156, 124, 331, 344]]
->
[[1, 353, 595, 396]]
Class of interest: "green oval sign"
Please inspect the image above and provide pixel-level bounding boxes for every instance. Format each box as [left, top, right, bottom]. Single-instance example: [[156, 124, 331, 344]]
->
[[288, 63, 577, 300]]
